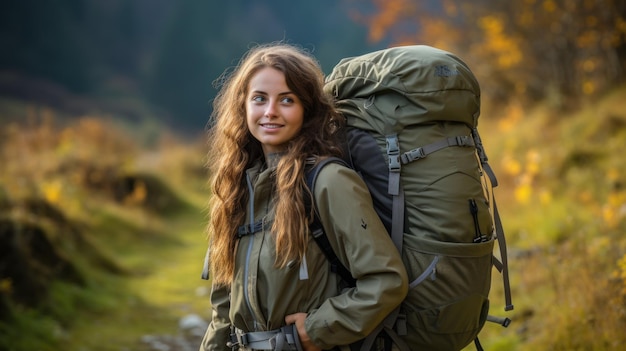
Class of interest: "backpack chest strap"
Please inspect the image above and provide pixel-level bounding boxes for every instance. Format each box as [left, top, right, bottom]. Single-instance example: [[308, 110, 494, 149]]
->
[[237, 219, 273, 237]]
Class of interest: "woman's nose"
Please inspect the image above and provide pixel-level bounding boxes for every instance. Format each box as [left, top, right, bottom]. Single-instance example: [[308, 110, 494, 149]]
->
[[264, 100, 278, 117]]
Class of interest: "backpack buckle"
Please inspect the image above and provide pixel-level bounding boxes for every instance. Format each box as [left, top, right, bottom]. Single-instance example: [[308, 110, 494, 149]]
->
[[389, 155, 401, 172], [386, 134, 401, 172], [454, 135, 474, 147], [401, 147, 426, 163]]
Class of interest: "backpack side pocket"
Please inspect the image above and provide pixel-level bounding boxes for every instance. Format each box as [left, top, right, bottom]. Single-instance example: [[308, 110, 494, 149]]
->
[[401, 237, 494, 351]]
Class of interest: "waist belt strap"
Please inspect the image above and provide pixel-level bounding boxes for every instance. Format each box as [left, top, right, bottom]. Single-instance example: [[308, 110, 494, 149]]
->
[[231, 325, 302, 351]]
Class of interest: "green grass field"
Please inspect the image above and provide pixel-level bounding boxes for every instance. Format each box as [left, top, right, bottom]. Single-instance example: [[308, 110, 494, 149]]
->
[[1, 86, 626, 350]]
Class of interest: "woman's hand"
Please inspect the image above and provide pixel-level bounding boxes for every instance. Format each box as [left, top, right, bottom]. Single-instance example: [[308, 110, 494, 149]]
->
[[285, 313, 321, 351]]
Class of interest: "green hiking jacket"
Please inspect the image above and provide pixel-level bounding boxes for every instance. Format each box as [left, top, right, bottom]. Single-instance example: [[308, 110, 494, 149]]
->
[[199, 158, 408, 350]]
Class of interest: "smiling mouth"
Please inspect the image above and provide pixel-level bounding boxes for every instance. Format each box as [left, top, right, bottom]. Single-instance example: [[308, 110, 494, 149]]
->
[[261, 124, 283, 129]]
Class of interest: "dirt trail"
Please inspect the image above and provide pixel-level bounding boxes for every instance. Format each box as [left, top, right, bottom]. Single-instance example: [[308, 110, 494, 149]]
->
[[65, 203, 213, 351], [135, 209, 211, 351]]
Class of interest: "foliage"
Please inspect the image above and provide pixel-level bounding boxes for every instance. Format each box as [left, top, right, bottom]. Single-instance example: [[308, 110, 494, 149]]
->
[[357, 0, 626, 107], [473, 87, 626, 350], [2, 83, 626, 350], [0, 106, 207, 350]]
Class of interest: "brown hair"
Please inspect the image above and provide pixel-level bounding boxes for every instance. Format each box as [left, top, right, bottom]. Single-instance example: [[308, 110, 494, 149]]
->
[[207, 43, 344, 286]]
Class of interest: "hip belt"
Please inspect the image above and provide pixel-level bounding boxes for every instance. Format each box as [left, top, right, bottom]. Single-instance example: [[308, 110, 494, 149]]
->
[[229, 325, 303, 351]]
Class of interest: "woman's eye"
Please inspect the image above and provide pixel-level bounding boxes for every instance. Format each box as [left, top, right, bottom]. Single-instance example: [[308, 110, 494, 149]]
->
[[252, 95, 265, 102], [281, 96, 294, 104]]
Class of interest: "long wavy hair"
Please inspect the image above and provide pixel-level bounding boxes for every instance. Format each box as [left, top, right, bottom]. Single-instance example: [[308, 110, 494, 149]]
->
[[207, 43, 344, 286]]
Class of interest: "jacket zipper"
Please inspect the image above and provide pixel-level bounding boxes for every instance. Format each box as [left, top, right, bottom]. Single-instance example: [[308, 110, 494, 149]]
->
[[244, 173, 257, 329]]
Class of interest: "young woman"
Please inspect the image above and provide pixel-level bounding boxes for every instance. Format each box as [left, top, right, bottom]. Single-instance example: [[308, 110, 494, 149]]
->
[[200, 43, 408, 351]]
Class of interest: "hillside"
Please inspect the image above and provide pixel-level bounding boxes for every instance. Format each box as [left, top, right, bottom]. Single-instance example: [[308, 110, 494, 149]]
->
[[1, 86, 625, 350], [476, 86, 626, 350], [0, 107, 210, 350]]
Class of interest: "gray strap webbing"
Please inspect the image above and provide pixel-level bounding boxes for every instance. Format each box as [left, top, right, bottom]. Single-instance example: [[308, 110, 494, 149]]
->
[[400, 135, 475, 164], [390, 188, 404, 252], [372, 131, 407, 351], [233, 325, 301, 351], [492, 256, 503, 272], [472, 128, 513, 311], [359, 316, 411, 351], [472, 128, 498, 187], [473, 129, 513, 311], [494, 198, 514, 311], [386, 134, 401, 196], [237, 220, 273, 237], [384, 133, 404, 252], [487, 314, 512, 327], [202, 217, 272, 280]]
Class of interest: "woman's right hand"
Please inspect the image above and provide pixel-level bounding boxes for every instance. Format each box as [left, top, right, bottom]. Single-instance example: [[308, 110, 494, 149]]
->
[[285, 313, 321, 351]]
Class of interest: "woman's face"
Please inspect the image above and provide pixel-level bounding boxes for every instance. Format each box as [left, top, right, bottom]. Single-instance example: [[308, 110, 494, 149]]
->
[[246, 67, 304, 157]]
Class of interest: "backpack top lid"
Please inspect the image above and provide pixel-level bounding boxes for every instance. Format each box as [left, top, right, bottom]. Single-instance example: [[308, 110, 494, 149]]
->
[[324, 45, 481, 132]]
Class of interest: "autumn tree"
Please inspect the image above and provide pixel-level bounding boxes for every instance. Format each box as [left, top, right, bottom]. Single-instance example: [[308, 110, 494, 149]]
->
[[356, 0, 626, 106]]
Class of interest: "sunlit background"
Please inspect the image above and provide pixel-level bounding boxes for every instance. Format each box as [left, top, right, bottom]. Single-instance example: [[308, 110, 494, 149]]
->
[[1, 1, 625, 350]]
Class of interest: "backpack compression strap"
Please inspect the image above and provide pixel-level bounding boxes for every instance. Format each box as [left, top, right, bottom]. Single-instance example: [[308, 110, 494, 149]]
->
[[472, 128, 514, 312], [383, 129, 491, 351], [387, 133, 476, 251], [392, 128, 514, 312]]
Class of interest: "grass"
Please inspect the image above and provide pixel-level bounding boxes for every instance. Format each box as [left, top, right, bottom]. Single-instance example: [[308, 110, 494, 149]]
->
[[0, 110, 211, 351], [472, 86, 626, 350], [63, 209, 210, 351], [58, 155, 211, 351], [2, 86, 626, 350], [0, 176, 210, 351]]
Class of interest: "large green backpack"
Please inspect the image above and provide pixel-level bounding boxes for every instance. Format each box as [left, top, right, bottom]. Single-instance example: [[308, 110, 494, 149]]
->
[[310, 45, 514, 351]]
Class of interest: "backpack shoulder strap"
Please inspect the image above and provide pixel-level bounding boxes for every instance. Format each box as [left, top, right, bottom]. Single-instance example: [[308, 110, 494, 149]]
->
[[306, 157, 410, 351], [305, 157, 356, 287]]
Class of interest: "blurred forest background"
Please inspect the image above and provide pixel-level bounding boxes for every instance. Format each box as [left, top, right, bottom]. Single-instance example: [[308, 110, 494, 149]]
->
[[0, 0, 385, 134], [1, 0, 626, 350]]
